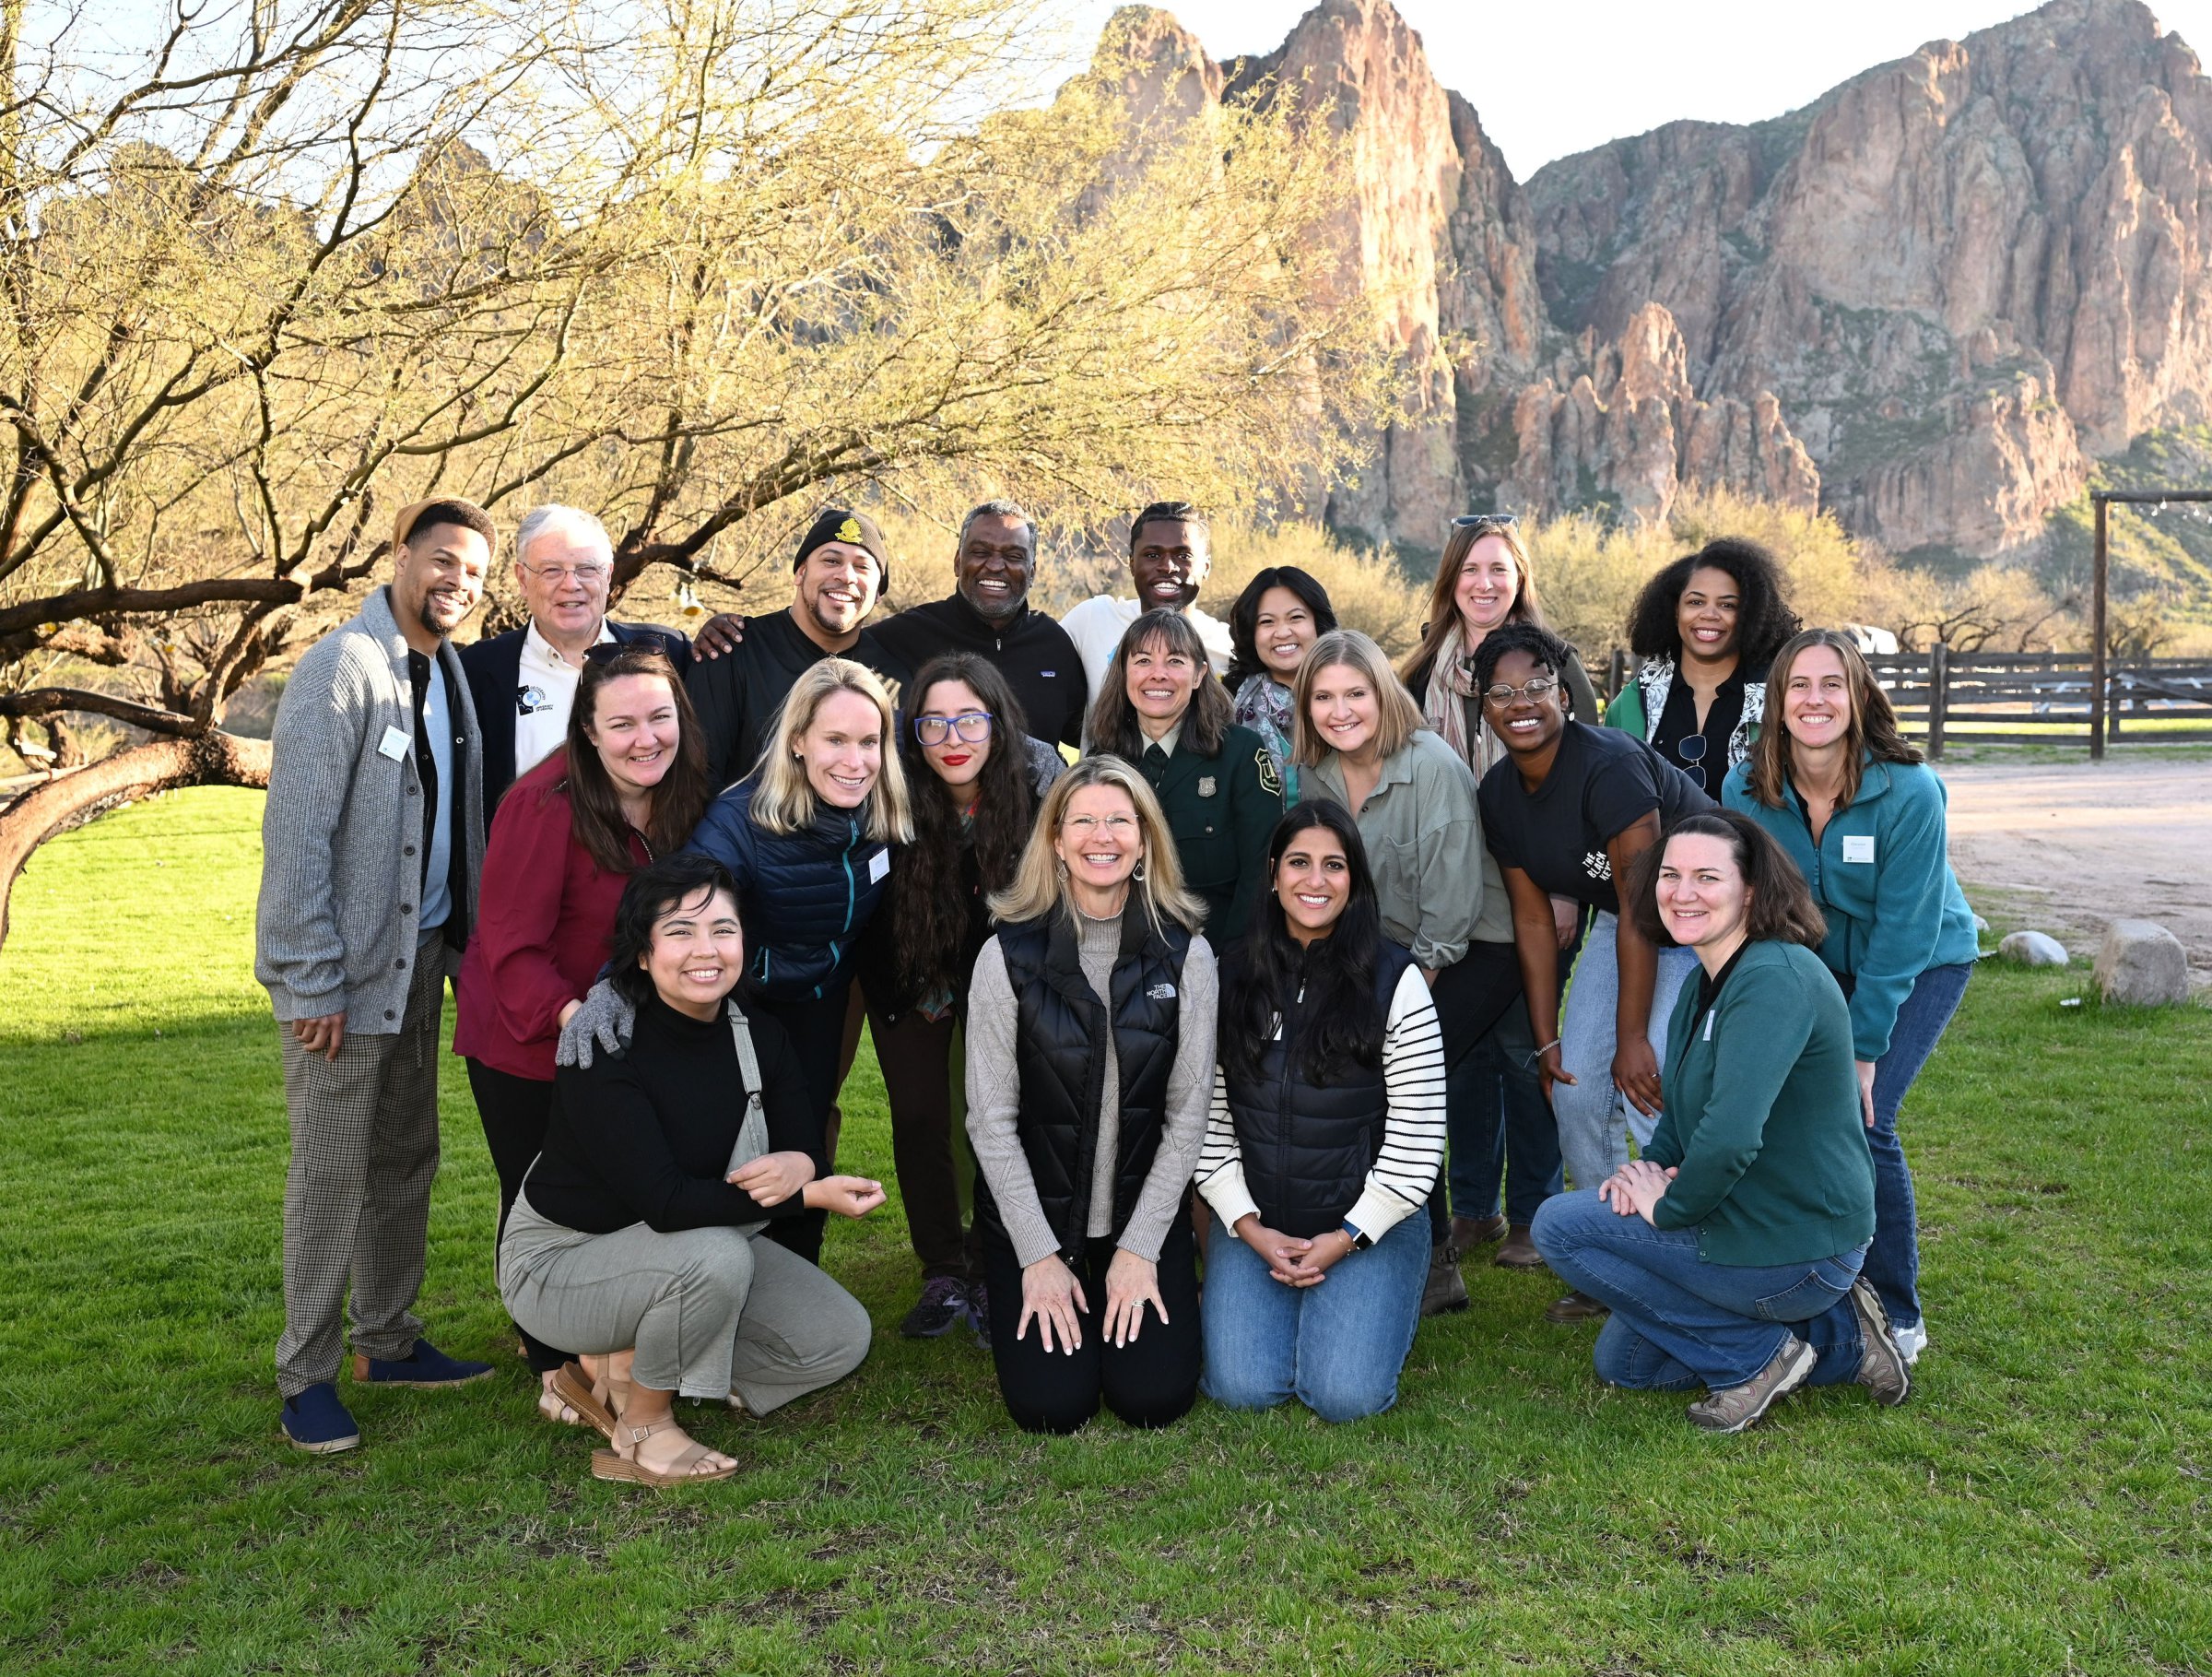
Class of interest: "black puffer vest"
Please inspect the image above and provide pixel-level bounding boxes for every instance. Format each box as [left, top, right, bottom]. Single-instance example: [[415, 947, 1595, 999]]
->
[[975, 903, 1193, 1262], [1218, 939, 1417, 1238]]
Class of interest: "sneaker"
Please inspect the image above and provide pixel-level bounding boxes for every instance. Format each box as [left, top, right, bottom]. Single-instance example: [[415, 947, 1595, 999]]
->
[[281, 1382, 360, 1454], [1847, 1281, 1912, 1407], [1893, 1320, 1928, 1365], [1686, 1337, 1818, 1435], [1493, 1224, 1544, 1270], [900, 1275, 970, 1340], [351, 1338, 496, 1388], [1420, 1243, 1470, 1317], [1544, 1289, 1610, 1323], [963, 1281, 991, 1346]]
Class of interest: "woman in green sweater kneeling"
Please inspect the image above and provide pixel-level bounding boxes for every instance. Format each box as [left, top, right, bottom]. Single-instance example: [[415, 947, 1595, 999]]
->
[[1530, 811, 1912, 1435]]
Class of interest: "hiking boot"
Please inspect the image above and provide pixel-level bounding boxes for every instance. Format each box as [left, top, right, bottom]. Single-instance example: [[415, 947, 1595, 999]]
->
[[1686, 1337, 1818, 1435], [1451, 1213, 1507, 1250], [1493, 1224, 1544, 1270], [900, 1276, 970, 1340], [1893, 1319, 1928, 1365], [1421, 1243, 1470, 1317], [1847, 1280, 1912, 1407], [1544, 1289, 1610, 1323]]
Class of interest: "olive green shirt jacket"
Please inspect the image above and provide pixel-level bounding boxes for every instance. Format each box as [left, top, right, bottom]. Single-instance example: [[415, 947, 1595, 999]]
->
[[1303, 729, 1488, 972]]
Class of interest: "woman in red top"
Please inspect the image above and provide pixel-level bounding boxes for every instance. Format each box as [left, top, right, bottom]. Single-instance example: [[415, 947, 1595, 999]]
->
[[453, 639, 712, 1414]]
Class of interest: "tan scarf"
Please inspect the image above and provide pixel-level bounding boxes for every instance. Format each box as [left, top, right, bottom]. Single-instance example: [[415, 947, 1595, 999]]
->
[[1419, 620, 1507, 779]]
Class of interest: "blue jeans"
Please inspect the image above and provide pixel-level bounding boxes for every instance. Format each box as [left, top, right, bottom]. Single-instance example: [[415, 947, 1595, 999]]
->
[[1858, 961, 1971, 1333], [1533, 1188, 1868, 1389], [1201, 1211, 1429, 1422], [1552, 911, 1700, 1189], [1447, 992, 1565, 1226]]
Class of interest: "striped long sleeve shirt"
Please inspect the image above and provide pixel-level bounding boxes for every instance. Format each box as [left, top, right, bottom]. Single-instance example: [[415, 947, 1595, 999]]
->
[[1195, 963, 1447, 1242]]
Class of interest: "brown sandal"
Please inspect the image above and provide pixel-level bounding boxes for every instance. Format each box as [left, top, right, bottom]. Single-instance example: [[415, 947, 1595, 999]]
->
[[548, 1362, 619, 1440], [590, 1418, 738, 1487]]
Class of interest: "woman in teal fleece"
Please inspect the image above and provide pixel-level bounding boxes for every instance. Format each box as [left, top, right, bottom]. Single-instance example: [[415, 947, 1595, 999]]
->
[[1531, 811, 1912, 1435], [1722, 629, 1978, 1366]]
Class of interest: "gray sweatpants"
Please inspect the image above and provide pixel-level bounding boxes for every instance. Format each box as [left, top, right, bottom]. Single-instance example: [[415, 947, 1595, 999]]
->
[[275, 952, 447, 1396], [499, 1193, 871, 1413]]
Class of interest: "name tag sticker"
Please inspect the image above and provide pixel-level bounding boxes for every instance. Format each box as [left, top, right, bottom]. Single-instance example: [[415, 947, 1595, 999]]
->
[[868, 849, 890, 884], [1842, 835, 1876, 864], [377, 726, 412, 762], [1702, 1011, 1716, 1042]]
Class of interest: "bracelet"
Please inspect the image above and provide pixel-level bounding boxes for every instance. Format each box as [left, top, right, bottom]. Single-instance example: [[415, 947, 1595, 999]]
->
[[1534, 1038, 1561, 1057]]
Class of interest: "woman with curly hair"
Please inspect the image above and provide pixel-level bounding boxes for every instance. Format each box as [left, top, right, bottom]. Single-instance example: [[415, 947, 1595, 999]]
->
[[1606, 537, 1801, 790], [864, 654, 1064, 1341]]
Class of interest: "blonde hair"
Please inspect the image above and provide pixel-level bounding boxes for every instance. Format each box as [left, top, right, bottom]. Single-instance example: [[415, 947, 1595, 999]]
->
[[1292, 629, 1428, 767], [989, 755, 1205, 934], [1400, 519, 1548, 687], [749, 658, 914, 843]]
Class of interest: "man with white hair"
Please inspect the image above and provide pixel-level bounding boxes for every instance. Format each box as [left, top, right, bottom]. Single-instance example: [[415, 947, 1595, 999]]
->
[[458, 503, 694, 821]]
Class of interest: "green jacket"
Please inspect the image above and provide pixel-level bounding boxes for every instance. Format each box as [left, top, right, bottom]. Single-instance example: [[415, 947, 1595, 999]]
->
[[1130, 723, 1284, 945], [1722, 755, 1980, 1061], [1643, 939, 1875, 1267]]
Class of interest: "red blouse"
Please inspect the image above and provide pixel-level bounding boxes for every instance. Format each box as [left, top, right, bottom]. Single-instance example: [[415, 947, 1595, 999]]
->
[[453, 751, 648, 1081]]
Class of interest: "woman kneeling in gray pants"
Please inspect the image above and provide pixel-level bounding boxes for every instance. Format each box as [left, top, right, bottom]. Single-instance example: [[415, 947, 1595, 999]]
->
[[500, 854, 886, 1485]]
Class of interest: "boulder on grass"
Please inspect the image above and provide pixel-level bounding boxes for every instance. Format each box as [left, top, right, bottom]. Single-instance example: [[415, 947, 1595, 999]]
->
[[1999, 930, 2069, 967], [2094, 920, 2190, 1006]]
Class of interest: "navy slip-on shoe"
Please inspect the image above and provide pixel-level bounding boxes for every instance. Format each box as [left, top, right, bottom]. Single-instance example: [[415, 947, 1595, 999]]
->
[[350, 1338, 496, 1388], [281, 1383, 361, 1454]]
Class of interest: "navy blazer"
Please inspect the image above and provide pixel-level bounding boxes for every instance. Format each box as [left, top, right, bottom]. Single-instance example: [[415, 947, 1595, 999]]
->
[[459, 618, 694, 823]]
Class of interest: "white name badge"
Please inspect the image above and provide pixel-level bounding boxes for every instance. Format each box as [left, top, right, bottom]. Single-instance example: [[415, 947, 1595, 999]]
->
[[1841, 835, 1876, 864], [868, 849, 890, 883], [377, 726, 412, 762]]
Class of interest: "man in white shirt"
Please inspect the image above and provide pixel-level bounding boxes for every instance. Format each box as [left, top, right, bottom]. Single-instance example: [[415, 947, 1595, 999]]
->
[[1058, 502, 1234, 706], [458, 504, 693, 821]]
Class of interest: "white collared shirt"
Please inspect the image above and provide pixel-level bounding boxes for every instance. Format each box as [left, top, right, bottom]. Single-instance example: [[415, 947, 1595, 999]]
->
[[513, 619, 615, 780], [1059, 596, 1233, 704]]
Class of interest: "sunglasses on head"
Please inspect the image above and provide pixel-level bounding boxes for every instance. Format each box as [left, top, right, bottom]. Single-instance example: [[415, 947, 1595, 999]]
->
[[1452, 513, 1519, 532], [583, 632, 682, 666]]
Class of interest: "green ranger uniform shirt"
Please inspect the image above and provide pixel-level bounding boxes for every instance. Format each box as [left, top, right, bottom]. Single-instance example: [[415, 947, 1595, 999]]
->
[[1130, 722, 1284, 946]]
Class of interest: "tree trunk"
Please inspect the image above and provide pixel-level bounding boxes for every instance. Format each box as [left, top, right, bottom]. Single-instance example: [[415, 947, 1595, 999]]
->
[[0, 731, 271, 949]]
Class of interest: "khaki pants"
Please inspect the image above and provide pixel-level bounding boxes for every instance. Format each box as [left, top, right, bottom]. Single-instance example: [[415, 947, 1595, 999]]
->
[[499, 1193, 871, 1414]]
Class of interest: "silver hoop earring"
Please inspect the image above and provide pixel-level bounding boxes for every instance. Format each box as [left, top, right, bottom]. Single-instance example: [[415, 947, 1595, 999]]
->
[[1132, 856, 1147, 882], [1054, 857, 1068, 880]]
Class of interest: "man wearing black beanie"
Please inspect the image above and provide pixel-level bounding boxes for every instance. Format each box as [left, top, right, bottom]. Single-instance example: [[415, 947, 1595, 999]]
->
[[685, 506, 912, 789]]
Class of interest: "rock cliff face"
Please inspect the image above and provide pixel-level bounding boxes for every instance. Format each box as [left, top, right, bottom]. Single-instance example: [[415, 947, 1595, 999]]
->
[[1089, 0, 2212, 561]]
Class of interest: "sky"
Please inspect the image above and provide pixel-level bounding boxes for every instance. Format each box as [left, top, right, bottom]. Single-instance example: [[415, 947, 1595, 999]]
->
[[1065, 0, 2212, 178]]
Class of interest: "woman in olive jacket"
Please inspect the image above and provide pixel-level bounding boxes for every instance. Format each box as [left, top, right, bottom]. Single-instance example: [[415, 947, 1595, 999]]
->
[[1531, 811, 1913, 1435]]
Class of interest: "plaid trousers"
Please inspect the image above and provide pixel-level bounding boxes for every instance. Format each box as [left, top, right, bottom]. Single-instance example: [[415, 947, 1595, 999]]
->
[[275, 951, 448, 1395]]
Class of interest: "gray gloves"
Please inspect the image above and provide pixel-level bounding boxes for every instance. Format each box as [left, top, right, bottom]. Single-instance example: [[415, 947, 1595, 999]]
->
[[556, 978, 636, 1069]]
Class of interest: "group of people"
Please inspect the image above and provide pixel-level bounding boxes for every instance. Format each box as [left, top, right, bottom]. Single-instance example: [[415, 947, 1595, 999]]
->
[[255, 490, 1977, 1478]]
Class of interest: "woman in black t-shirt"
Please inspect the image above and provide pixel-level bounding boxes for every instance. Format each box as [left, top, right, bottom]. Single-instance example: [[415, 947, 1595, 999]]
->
[[1474, 624, 1712, 1322]]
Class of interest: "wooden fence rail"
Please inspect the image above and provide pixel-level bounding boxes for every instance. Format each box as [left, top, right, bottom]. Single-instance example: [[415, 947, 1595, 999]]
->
[[1599, 648, 2212, 756]]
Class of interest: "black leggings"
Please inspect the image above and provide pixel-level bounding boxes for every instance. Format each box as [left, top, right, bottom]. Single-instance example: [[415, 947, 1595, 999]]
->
[[1423, 941, 1528, 1246], [981, 1213, 1202, 1435], [462, 1058, 572, 1376], [866, 1001, 983, 1281], [750, 983, 854, 1267]]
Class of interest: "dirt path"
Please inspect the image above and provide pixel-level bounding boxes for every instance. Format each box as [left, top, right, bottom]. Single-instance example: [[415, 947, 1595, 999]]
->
[[1941, 757, 2212, 977]]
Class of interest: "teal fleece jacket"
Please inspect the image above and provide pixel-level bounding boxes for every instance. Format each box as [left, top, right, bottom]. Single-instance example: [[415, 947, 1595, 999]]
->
[[1644, 940, 1875, 1267], [1722, 755, 1979, 1061]]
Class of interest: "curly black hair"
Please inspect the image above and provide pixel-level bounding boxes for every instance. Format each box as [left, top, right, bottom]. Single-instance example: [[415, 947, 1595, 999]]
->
[[1470, 620, 1572, 695], [1623, 537, 1801, 675]]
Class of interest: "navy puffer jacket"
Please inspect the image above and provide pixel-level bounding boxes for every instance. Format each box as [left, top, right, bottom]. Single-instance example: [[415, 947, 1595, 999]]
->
[[684, 776, 888, 1004]]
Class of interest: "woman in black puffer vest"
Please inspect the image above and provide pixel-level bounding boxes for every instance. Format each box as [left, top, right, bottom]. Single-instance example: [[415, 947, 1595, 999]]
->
[[963, 755, 1217, 1435], [1195, 801, 1446, 1423]]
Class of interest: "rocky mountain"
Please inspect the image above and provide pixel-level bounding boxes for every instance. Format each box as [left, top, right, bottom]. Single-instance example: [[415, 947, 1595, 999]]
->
[[1095, 0, 2212, 567]]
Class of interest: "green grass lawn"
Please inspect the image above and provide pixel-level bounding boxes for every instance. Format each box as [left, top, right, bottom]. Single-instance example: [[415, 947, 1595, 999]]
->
[[3, 789, 2208, 1675]]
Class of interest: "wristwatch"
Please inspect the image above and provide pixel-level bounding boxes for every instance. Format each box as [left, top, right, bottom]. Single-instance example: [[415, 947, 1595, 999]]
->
[[1341, 1221, 1371, 1252]]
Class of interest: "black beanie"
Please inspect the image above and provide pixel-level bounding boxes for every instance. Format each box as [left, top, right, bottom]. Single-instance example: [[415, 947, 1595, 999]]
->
[[794, 507, 890, 595]]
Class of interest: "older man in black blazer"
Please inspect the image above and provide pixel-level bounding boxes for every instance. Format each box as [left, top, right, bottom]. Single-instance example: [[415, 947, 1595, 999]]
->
[[458, 504, 694, 822]]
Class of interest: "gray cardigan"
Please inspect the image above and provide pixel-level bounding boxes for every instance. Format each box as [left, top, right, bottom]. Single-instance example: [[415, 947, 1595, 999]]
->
[[255, 587, 485, 1030]]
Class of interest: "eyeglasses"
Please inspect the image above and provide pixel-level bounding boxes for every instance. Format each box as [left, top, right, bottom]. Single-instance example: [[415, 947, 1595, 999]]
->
[[1452, 513, 1519, 532], [913, 711, 993, 746], [1676, 733, 1709, 791], [1480, 676, 1558, 706], [582, 632, 682, 666], [520, 560, 611, 585], [1062, 814, 1136, 836]]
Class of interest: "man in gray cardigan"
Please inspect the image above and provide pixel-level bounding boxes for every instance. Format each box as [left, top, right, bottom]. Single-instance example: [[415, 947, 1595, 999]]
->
[[256, 498, 497, 1453]]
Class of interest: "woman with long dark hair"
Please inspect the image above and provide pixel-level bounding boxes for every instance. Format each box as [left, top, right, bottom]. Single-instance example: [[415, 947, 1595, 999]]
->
[[1606, 537, 1800, 786], [963, 756, 1217, 1434], [1532, 812, 1911, 1435], [1225, 565, 1337, 804], [453, 640, 710, 1420], [501, 854, 884, 1485], [1196, 802, 1445, 1421], [866, 653, 1064, 1340], [1087, 608, 1283, 944], [1723, 629, 1978, 1366]]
